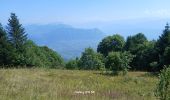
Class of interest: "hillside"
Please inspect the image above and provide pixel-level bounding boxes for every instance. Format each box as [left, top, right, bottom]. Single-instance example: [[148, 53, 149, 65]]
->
[[25, 24, 106, 60]]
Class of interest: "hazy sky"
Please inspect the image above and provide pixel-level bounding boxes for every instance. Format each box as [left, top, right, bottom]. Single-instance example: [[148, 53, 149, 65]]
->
[[1, 0, 170, 39], [1, 0, 170, 24]]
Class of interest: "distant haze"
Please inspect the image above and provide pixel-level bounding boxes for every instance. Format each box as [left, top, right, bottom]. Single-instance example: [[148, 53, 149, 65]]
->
[[25, 24, 106, 60], [1, 0, 170, 59], [1, 0, 170, 39]]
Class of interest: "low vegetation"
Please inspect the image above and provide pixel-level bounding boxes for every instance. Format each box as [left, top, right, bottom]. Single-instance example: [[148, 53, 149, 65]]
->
[[105, 51, 134, 75], [155, 66, 170, 100], [0, 69, 158, 100]]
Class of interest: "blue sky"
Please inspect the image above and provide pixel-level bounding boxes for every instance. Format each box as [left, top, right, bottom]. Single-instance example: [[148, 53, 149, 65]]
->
[[1, 0, 170, 39], [1, 0, 170, 24]]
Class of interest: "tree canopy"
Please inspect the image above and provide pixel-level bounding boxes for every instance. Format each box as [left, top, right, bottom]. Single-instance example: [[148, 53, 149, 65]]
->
[[0, 13, 64, 68], [79, 47, 105, 70], [97, 34, 125, 56]]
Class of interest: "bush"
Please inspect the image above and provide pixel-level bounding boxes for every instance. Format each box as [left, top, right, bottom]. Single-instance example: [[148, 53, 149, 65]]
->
[[24, 40, 64, 68], [155, 66, 170, 100], [66, 58, 79, 70], [105, 51, 134, 75], [79, 47, 105, 70]]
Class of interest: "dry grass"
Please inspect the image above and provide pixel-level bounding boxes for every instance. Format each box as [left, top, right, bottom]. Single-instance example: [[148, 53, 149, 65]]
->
[[0, 69, 158, 100]]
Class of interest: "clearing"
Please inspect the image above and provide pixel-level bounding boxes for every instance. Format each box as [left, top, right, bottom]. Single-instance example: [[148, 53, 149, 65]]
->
[[0, 69, 158, 100]]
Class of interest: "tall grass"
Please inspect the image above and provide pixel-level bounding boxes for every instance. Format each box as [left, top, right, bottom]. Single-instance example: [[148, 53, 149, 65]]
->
[[0, 68, 158, 100]]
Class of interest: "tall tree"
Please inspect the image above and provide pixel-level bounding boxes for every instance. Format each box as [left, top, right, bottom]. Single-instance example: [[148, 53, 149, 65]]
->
[[156, 23, 170, 55], [124, 33, 147, 53], [97, 34, 125, 56], [7, 13, 27, 52], [156, 23, 170, 70], [124, 33, 150, 70], [0, 23, 10, 65], [6, 13, 27, 65]]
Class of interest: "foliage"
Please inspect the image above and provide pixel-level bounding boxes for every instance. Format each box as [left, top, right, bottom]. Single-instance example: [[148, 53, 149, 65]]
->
[[6, 13, 28, 66], [156, 23, 170, 55], [124, 33, 157, 71], [0, 13, 64, 68], [155, 23, 170, 70], [163, 46, 170, 65], [150, 62, 159, 71], [24, 40, 64, 68], [124, 33, 147, 68], [79, 47, 105, 70], [1, 13, 170, 72], [105, 51, 134, 75], [155, 66, 170, 100], [133, 41, 157, 71], [97, 34, 125, 56], [40, 46, 64, 68], [7, 13, 27, 52], [0, 23, 15, 66], [0, 24, 8, 65], [65, 58, 79, 70], [124, 33, 147, 53]]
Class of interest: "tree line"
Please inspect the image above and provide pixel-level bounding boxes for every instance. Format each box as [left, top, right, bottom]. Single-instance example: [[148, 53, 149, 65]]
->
[[1, 13, 170, 73], [0, 13, 64, 68], [66, 23, 170, 74]]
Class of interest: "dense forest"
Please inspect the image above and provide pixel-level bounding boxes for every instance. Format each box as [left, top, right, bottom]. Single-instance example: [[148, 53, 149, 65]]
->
[[1, 13, 170, 73], [67, 23, 170, 74], [0, 13, 64, 68]]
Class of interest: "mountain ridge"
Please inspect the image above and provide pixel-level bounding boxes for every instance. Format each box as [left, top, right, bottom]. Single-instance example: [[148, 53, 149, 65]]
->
[[25, 24, 106, 60]]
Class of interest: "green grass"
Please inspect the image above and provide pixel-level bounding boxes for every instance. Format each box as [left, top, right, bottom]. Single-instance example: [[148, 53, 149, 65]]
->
[[0, 69, 158, 100]]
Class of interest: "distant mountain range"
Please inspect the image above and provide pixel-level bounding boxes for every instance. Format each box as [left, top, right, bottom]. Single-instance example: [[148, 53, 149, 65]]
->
[[25, 24, 106, 61]]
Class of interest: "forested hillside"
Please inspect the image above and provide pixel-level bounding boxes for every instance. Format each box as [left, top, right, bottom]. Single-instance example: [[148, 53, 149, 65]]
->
[[0, 13, 64, 68]]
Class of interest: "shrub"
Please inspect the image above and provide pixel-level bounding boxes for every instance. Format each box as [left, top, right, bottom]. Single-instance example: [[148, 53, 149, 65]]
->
[[105, 51, 134, 75], [155, 66, 170, 100], [66, 58, 79, 70], [79, 47, 105, 70]]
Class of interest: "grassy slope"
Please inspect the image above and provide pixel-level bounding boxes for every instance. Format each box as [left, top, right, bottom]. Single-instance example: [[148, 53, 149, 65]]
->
[[0, 69, 158, 100]]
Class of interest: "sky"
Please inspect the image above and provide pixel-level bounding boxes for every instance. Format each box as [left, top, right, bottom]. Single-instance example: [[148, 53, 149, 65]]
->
[[1, 0, 170, 39]]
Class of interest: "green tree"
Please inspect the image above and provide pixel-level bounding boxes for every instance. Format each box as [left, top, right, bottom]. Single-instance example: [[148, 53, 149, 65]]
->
[[105, 51, 134, 75], [155, 66, 170, 100], [124, 33, 147, 53], [0, 23, 12, 66], [24, 40, 64, 68], [163, 46, 170, 66], [97, 34, 125, 56], [7, 13, 27, 51], [66, 58, 79, 70], [24, 40, 44, 67], [40, 46, 64, 68], [156, 23, 170, 70], [6, 13, 28, 66], [133, 41, 157, 71], [156, 23, 170, 55], [124, 33, 152, 70], [79, 47, 105, 70]]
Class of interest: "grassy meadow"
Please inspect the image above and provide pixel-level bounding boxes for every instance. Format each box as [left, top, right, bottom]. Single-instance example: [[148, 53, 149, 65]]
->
[[0, 69, 158, 100]]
